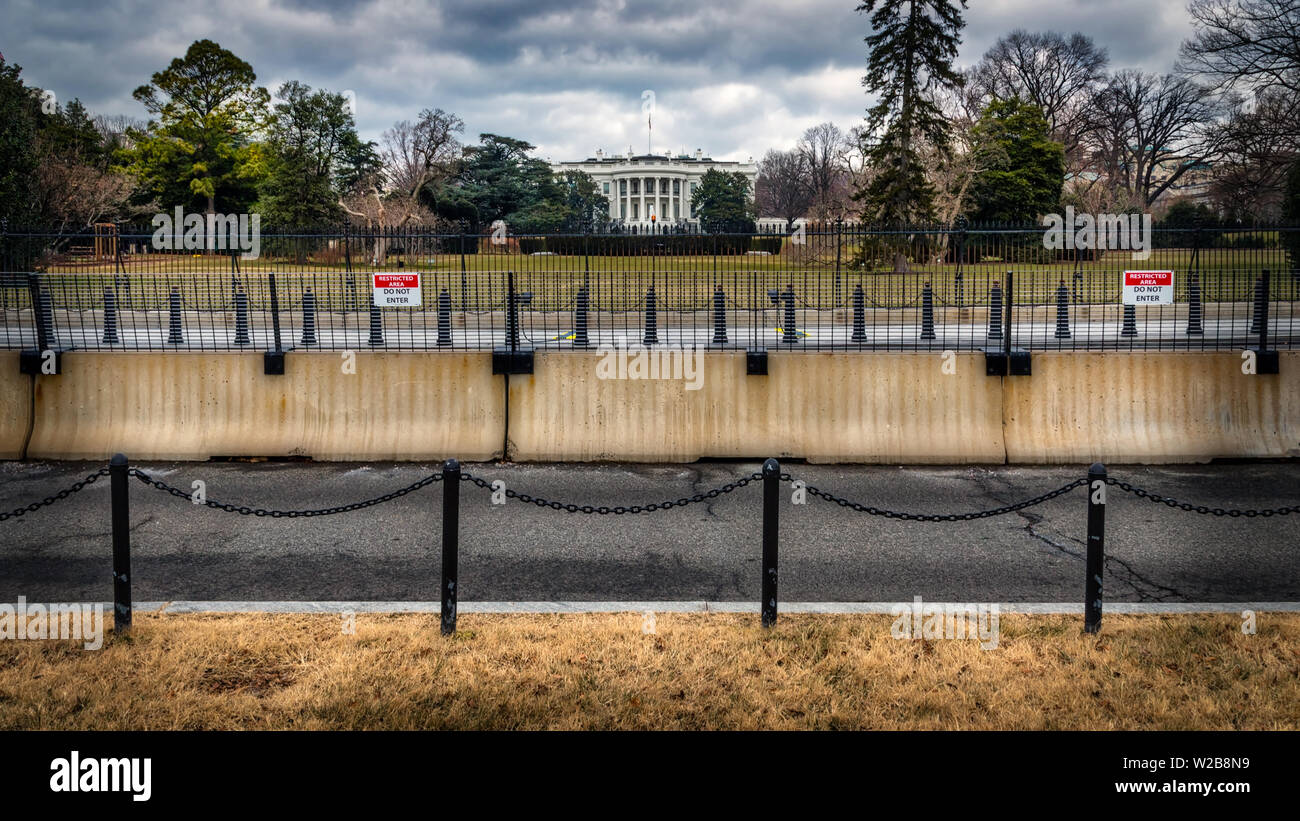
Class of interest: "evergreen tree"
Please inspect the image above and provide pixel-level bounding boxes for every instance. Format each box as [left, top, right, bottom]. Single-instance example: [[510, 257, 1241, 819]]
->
[[690, 169, 756, 233], [854, 0, 967, 227], [964, 98, 1064, 223]]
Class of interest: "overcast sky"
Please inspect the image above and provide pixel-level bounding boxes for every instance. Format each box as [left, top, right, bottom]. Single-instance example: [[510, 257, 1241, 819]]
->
[[1, 0, 1194, 163]]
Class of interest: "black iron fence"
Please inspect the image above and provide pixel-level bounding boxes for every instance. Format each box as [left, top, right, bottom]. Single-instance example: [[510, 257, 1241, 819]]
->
[[1, 223, 1296, 352], [3, 455, 1298, 636]]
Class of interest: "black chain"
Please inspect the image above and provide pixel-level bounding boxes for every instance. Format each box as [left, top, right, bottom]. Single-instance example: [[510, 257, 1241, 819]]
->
[[795, 476, 1088, 521], [1106, 478, 1300, 518], [0, 468, 110, 522], [458, 470, 761, 514], [128, 467, 442, 517]]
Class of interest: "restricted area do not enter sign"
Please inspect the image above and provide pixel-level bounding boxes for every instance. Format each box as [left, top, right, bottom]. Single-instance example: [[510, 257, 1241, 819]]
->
[[1122, 270, 1174, 305], [372, 273, 422, 307]]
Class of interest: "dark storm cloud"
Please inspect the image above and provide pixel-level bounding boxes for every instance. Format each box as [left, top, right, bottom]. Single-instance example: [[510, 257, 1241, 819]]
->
[[0, 0, 1193, 162]]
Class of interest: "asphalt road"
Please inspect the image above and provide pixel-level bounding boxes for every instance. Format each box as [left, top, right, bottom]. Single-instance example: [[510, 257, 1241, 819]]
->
[[1, 460, 1297, 603]]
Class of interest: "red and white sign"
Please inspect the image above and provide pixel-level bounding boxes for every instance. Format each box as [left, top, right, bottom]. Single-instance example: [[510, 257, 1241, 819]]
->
[[372, 272, 422, 307], [1122, 270, 1173, 305]]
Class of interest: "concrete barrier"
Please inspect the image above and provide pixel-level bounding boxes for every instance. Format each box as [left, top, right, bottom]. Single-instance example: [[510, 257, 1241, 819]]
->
[[1004, 352, 1300, 463], [0, 353, 32, 459], [27, 353, 503, 461], [507, 351, 1005, 463]]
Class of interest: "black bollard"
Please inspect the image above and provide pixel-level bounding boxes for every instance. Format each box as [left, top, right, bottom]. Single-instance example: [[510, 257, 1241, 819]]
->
[[233, 289, 250, 345], [782, 285, 798, 344], [987, 282, 1003, 340], [167, 287, 184, 344], [919, 282, 936, 340], [1248, 276, 1264, 334], [712, 285, 727, 344], [301, 287, 318, 346], [643, 285, 659, 346], [573, 286, 589, 348], [101, 287, 119, 345], [1121, 303, 1138, 337], [437, 289, 452, 347], [368, 303, 384, 346], [1054, 281, 1071, 339], [1186, 273, 1203, 335], [851, 284, 866, 343]]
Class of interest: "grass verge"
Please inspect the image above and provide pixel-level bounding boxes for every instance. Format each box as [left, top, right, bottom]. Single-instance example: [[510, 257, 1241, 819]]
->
[[1, 612, 1296, 730]]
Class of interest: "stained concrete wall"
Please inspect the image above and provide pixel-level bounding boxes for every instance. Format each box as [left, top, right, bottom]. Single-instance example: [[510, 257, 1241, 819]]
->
[[1003, 352, 1300, 463], [508, 351, 1005, 463], [26, 353, 503, 461], [10, 350, 1297, 463], [0, 353, 32, 459]]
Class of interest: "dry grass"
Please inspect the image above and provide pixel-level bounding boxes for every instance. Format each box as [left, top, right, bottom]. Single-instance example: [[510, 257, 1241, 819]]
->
[[1, 612, 1297, 730]]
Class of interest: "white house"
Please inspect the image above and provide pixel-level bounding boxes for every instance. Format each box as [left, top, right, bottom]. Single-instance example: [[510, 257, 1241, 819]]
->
[[551, 148, 758, 230]]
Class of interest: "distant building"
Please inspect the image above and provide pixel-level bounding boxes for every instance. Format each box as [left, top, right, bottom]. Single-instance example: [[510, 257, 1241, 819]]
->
[[551, 149, 757, 230]]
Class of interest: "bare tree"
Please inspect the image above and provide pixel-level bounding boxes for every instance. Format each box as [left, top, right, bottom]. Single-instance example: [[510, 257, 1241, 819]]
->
[[1180, 0, 1300, 98], [755, 149, 812, 224], [1081, 71, 1220, 209], [797, 123, 852, 219], [339, 108, 463, 265], [1206, 90, 1300, 219], [967, 30, 1108, 165]]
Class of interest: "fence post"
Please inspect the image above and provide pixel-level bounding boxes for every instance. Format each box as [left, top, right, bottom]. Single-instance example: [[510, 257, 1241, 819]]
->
[[110, 453, 132, 635], [102, 287, 119, 345], [441, 458, 460, 636], [761, 457, 780, 628], [233, 288, 250, 345], [1085, 463, 1106, 634]]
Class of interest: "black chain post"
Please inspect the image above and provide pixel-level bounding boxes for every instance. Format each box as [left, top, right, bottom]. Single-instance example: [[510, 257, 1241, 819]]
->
[[29, 274, 50, 353], [761, 458, 779, 628], [643, 285, 658, 346], [233, 288, 250, 345], [301, 287, 317, 346], [1003, 270, 1014, 367], [851, 284, 866, 343], [268, 272, 283, 354], [1085, 463, 1106, 634], [1055, 281, 1071, 339], [167, 287, 184, 344], [102, 287, 119, 345], [441, 458, 460, 636], [110, 453, 132, 635], [920, 282, 936, 340], [437, 289, 453, 348]]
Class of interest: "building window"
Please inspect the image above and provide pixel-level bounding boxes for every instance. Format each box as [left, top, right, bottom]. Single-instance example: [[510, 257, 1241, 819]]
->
[[603, 182, 610, 195], [647, 178, 655, 194]]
